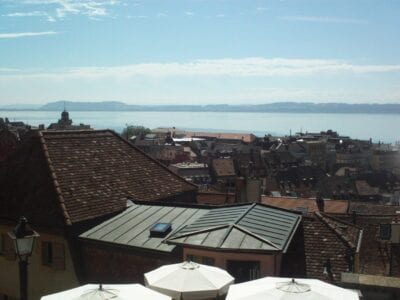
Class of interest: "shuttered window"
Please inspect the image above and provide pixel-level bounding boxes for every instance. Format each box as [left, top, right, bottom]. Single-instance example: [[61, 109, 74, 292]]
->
[[41, 241, 65, 270]]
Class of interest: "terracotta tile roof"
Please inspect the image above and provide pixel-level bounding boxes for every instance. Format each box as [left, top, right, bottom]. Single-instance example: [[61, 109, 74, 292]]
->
[[0, 134, 66, 227], [285, 213, 362, 282], [317, 212, 361, 249], [348, 202, 400, 215], [196, 192, 235, 205], [212, 158, 236, 177], [0, 130, 197, 227], [331, 214, 400, 277], [262, 196, 349, 214]]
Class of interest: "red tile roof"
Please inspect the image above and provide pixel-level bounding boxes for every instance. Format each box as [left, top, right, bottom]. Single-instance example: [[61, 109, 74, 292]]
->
[[196, 192, 235, 205], [262, 196, 349, 214], [301, 213, 362, 282], [331, 214, 400, 277], [348, 202, 400, 215], [0, 130, 197, 227]]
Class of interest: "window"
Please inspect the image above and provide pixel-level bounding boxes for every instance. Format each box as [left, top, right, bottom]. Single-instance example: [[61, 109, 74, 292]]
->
[[42, 241, 53, 266], [41, 241, 65, 270], [186, 254, 215, 266], [226, 260, 260, 283]]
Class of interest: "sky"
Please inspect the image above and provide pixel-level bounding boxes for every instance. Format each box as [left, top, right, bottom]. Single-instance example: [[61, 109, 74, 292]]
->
[[0, 0, 400, 106]]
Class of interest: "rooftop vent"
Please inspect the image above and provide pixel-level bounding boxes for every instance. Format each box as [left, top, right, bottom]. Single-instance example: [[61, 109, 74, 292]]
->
[[150, 223, 172, 237]]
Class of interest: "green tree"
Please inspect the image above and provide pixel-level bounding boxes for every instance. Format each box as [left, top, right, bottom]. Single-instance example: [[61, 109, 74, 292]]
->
[[122, 125, 151, 139]]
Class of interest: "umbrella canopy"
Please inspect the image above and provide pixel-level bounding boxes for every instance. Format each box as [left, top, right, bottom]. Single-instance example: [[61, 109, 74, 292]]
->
[[144, 261, 234, 300], [41, 283, 171, 300], [226, 277, 359, 300]]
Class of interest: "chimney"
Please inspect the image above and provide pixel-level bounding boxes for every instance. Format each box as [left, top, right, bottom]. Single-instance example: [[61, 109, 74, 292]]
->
[[235, 177, 246, 203], [352, 210, 357, 225], [316, 195, 325, 212]]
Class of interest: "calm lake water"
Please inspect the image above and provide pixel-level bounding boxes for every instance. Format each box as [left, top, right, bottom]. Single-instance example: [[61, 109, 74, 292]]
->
[[1, 110, 399, 143]]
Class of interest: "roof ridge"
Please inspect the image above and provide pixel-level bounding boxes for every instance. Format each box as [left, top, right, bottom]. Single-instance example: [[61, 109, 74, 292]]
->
[[107, 129, 198, 189], [257, 201, 303, 215], [315, 212, 357, 250], [38, 131, 72, 226], [42, 129, 109, 135], [216, 204, 275, 248], [167, 224, 229, 240], [320, 212, 362, 229], [233, 224, 280, 250], [160, 207, 204, 245], [233, 203, 257, 224]]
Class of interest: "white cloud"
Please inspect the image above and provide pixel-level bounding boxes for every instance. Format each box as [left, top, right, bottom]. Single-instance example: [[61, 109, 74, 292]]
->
[[4, 11, 48, 17], [47, 15, 56, 22], [0, 31, 59, 39], [279, 16, 367, 24], [3, 10, 57, 22], [1, 57, 400, 79], [184, 11, 194, 16], [22, 0, 119, 19]]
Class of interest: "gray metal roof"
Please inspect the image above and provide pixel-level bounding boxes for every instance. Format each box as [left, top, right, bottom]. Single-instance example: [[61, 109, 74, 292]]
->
[[80, 204, 210, 253], [166, 203, 301, 253]]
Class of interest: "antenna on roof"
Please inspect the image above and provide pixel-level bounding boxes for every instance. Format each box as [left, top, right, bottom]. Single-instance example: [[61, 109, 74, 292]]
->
[[63, 101, 66, 111]]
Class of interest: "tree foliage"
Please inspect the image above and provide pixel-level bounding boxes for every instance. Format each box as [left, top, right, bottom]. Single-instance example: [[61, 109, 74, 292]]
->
[[121, 125, 151, 139]]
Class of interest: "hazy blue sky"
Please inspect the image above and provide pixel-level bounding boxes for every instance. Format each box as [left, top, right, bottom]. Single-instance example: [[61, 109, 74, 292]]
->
[[1, 0, 400, 105]]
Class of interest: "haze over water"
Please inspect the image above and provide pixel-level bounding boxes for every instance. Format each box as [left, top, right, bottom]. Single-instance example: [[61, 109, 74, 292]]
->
[[2, 110, 399, 143]]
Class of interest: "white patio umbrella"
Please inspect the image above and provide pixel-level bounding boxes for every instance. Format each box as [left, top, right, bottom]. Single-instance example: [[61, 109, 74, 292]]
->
[[144, 261, 234, 300], [226, 277, 359, 300], [40, 283, 171, 300]]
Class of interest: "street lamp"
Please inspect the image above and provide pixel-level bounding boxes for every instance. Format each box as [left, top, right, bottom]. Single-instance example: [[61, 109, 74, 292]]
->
[[8, 216, 39, 300]]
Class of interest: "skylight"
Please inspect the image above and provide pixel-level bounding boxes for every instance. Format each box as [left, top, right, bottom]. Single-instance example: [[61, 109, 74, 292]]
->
[[150, 223, 172, 237]]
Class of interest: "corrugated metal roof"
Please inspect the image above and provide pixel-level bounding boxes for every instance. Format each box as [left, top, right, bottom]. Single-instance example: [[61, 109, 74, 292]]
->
[[80, 204, 209, 253], [166, 203, 301, 253]]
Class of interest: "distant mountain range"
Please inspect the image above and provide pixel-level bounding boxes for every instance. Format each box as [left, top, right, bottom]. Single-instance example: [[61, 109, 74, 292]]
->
[[2, 101, 400, 113]]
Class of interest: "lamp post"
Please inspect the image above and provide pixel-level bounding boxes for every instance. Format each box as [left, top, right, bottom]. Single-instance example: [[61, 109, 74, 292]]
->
[[8, 216, 39, 300]]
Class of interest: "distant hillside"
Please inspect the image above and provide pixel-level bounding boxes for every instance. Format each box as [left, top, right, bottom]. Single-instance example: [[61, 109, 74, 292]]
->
[[35, 101, 400, 113], [0, 104, 41, 110], [40, 101, 131, 111]]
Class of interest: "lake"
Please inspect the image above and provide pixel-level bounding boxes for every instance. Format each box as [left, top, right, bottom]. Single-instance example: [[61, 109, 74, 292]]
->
[[1, 110, 399, 143]]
